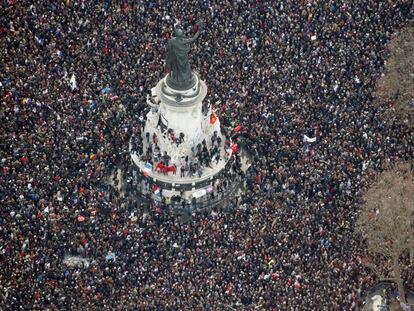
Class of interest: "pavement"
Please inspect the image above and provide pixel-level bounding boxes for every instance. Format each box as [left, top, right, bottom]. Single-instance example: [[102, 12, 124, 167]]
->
[[362, 282, 414, 311]]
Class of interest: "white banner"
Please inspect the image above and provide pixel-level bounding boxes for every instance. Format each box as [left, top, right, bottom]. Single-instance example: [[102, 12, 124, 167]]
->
[[304, 135, 317, 143]]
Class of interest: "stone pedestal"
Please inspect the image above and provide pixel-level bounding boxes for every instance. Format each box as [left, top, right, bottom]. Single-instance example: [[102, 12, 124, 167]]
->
[[131, 72, 230, 199], [155, 74, 208, 145]]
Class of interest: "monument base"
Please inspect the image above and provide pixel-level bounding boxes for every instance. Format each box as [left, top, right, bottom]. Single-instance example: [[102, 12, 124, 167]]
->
[[130, 73, 242, 208]]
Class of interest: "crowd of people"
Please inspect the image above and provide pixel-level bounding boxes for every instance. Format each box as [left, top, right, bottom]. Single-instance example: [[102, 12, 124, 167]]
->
[[1, 0, 413, 310]]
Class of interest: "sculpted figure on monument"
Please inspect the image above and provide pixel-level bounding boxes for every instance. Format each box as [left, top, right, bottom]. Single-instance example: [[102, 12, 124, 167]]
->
[[166, 19, 204, 90]]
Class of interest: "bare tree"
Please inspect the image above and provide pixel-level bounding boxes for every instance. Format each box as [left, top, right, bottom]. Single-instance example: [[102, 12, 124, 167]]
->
[[356, 162, 414, 303], [374, 21, 414, 128]]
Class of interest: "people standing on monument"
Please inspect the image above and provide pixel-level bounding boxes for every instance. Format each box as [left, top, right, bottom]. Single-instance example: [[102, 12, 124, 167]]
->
[[162, 151, 171, 167], [152, 132, 158, 145]]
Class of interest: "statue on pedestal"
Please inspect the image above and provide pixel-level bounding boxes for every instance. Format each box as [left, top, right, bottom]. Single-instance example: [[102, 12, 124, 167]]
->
[[166, 19, 204, 90]]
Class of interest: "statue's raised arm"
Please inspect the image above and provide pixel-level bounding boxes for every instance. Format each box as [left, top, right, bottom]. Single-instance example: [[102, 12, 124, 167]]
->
[[165, 19, 204, 90], [184, 19, 204, 44]]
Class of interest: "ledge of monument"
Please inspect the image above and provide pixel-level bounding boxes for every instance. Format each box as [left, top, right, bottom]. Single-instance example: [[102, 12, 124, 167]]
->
[[166, 73, 197, 91], [157, 74, 208, 107], [130, 151, 229, 190]]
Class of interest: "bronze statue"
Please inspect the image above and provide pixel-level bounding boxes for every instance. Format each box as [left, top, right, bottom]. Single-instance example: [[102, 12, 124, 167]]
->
[[166, 19, 204, 90]]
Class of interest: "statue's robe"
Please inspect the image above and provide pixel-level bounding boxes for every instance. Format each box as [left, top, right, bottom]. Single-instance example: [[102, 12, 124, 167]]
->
[[166, 38, 195, 90]]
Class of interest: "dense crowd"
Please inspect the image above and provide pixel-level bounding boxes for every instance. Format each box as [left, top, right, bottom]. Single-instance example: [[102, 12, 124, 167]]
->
[[1, 0, 413, 310]]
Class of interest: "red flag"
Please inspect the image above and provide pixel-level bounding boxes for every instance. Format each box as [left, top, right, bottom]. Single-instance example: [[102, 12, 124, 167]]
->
[[156, 162, 164, 172], [233, 125, 241, 132], [152, 184, 160, 195], [230, 143, 238, 153], [210, 113, 217, 125]]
